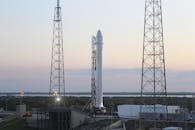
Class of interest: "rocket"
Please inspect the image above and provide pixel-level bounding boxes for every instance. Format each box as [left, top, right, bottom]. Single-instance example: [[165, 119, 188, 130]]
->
[[91, 30, 104, 109], [95, 30, 104, 108]]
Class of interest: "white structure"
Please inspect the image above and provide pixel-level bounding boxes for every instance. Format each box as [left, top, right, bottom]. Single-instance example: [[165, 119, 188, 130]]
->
[[167, 106, 180, 114], [142, 104, 167, 113], [91, 30, 104, 109], [117, 105, 140, 119], [117, 105, 180, 119]]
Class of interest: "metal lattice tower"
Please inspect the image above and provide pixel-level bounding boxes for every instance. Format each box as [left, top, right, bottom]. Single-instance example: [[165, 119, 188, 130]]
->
[[49, 0, 65, 97], [90, 36, 97, 109], [141, 0, 167, 112]]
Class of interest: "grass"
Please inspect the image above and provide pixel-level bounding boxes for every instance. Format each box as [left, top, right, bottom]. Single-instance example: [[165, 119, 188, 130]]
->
[[0, 119, 36, 130]]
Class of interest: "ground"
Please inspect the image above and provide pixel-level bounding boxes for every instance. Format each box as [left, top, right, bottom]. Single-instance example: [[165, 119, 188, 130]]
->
[[0, 119, 36, 130]]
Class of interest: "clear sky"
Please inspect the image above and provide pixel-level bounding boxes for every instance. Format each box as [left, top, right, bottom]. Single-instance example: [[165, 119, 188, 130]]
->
[[0, 0, 195, 92]]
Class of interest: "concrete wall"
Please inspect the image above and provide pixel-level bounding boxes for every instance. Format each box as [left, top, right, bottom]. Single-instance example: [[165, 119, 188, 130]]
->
[[71, 110, 88, 128]]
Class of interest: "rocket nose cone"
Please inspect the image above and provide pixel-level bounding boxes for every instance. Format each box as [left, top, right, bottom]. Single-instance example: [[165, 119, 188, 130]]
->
[[97, 30, 102, 36], [96, 30, 103, 42]]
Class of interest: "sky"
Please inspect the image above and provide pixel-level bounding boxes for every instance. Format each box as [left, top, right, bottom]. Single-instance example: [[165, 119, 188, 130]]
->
[[0, 0, 195, 92]]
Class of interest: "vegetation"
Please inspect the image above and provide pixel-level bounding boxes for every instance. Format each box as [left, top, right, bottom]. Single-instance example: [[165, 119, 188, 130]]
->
[[0, 96, 193, 111], [0, 119, 36, 130]]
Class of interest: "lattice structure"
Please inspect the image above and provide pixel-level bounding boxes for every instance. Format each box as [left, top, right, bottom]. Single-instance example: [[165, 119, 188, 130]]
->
[[90, 36, 97, 109], [141, 0, 167, 113], [49, 0, 65, 97]]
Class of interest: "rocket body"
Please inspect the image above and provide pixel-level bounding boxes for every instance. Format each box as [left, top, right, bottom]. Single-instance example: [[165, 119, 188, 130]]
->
[[95, 30, 103, 108]]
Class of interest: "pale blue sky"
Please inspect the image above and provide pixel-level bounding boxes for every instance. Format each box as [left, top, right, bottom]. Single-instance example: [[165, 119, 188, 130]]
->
[[0, 0, 195, 69], [0, 0, 195, 92]]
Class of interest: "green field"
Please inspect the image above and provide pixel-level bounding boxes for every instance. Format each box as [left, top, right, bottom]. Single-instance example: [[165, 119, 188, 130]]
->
[[0, 119, 36, 130]]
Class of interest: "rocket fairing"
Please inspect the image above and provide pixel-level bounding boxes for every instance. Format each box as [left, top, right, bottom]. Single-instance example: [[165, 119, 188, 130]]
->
[[91, 30, 104, 109]]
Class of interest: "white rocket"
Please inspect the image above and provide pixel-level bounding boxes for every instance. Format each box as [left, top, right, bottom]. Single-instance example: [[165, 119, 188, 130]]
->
[[91, 30, 104, 109], [96, 30, 103, 108]]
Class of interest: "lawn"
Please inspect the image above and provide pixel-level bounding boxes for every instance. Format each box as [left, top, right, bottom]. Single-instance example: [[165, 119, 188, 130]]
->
[[0, 119, 36, 130]]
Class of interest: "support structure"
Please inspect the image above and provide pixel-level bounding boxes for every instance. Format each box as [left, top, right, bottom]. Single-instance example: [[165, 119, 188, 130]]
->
[[141, 0, 167, 114], [91, 36, 96, 109], [49, 0, 65, 98], [90, 30, 104, 110]]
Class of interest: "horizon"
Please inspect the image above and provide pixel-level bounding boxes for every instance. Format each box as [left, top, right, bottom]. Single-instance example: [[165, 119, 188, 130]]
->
[[0, 68, 194, 92]]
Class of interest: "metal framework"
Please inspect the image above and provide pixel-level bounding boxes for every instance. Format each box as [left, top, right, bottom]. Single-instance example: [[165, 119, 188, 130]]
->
[[141, 0, 167, 112], [49, 0, 65, 97], [90, 36, 97, 109]]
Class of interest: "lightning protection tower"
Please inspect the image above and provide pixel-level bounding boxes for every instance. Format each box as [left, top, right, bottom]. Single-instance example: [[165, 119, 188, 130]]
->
[[49, 0, 65, 98], [141, 0, 167, 115]]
